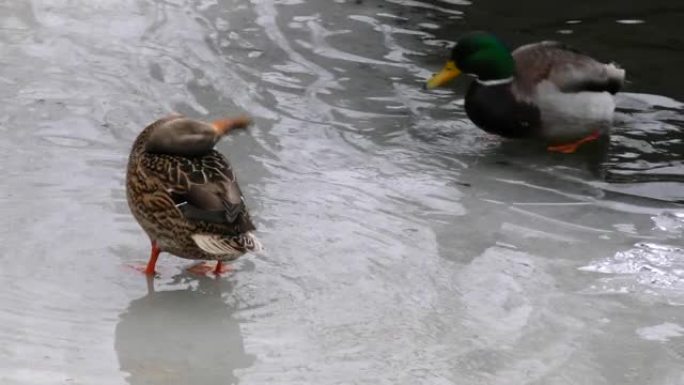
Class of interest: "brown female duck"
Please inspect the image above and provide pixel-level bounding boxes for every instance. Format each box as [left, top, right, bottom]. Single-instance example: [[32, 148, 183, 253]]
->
[[126, 115, 261, 276]]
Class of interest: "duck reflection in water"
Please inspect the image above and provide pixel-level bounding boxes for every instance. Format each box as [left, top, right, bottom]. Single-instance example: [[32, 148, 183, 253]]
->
[[115, 273, 255, 385]]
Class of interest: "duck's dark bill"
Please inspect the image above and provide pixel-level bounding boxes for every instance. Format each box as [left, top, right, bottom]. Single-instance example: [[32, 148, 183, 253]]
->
[[426, 60, 461, 89]]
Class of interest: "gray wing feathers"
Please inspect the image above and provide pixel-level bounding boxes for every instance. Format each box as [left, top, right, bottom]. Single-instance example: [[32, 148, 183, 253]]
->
[[512, 41, 625, 95]]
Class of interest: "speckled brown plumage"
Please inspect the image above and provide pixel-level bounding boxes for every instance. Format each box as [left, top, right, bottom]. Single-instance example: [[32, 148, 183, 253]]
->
[[126, 115, 260, 274]]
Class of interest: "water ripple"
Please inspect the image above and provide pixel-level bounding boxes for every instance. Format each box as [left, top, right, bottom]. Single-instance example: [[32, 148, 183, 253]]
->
[[1, 0, 683, 383], [653, 211, 684, 234], [580, 243, 684, 304]]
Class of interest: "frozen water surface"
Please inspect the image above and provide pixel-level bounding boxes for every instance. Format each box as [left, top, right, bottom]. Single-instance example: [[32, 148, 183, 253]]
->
[[0, 0, 682, 384]]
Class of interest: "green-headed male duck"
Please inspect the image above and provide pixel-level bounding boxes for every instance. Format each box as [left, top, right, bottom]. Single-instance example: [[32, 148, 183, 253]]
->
[[427, 31, 625, 153]]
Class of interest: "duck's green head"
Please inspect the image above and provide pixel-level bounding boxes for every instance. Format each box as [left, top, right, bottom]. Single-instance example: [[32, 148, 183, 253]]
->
[[426, 32, 514, 89]]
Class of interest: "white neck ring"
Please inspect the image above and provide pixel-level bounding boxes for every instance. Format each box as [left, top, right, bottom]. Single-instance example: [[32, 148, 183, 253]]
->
[[476, 77, 514, 86]]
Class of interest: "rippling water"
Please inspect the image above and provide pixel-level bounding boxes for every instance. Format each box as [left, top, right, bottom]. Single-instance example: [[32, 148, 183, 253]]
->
[[1, 0, 683, 384]]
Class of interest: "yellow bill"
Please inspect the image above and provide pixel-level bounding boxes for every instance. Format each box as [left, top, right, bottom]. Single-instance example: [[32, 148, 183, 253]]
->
[[426, 60, 461, 89]]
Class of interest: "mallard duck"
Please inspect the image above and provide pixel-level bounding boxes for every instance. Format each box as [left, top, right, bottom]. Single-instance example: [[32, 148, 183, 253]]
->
[[126, 115, 261, 276], [426, 31, 625, 153]]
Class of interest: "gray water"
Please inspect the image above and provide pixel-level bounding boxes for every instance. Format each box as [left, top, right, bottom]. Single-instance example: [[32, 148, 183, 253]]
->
[[1, 0, 683, 384]]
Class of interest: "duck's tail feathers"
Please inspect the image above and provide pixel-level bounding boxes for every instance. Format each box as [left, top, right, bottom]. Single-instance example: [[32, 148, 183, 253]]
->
[[192, 231, 262, 256], [605, 63, 626, 94]]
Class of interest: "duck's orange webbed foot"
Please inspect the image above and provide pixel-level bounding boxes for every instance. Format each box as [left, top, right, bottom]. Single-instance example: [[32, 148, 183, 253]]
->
[[213, 261, 233, 275], [187, 261, 233, 276], [128, 241, 161, 276], [547, 131, 602, 154], [128, 264, 157, 276]]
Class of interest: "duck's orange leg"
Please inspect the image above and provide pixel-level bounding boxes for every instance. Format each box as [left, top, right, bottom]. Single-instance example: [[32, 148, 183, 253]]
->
[[547, 131, 602, 154], [128, 241, 161, 275], [144, 241, 161, 275]]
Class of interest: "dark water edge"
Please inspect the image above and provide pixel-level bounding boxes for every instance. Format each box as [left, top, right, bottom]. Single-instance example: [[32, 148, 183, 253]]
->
[[366, 0, 684, 201], [380, 0, 684, 100]]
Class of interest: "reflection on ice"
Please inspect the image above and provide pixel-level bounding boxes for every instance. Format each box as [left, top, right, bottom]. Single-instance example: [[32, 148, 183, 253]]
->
[[115, 276, 254, 385]]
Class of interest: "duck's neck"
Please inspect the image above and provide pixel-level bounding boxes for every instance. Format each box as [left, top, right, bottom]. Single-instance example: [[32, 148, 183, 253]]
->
[[131, 125, 155, 157], [130, 116, 183, 159]]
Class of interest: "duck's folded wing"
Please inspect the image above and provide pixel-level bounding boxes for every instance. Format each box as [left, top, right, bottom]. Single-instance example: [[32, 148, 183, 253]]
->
[[512, 41, 625, 95], [142, 150, 254, 231]]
